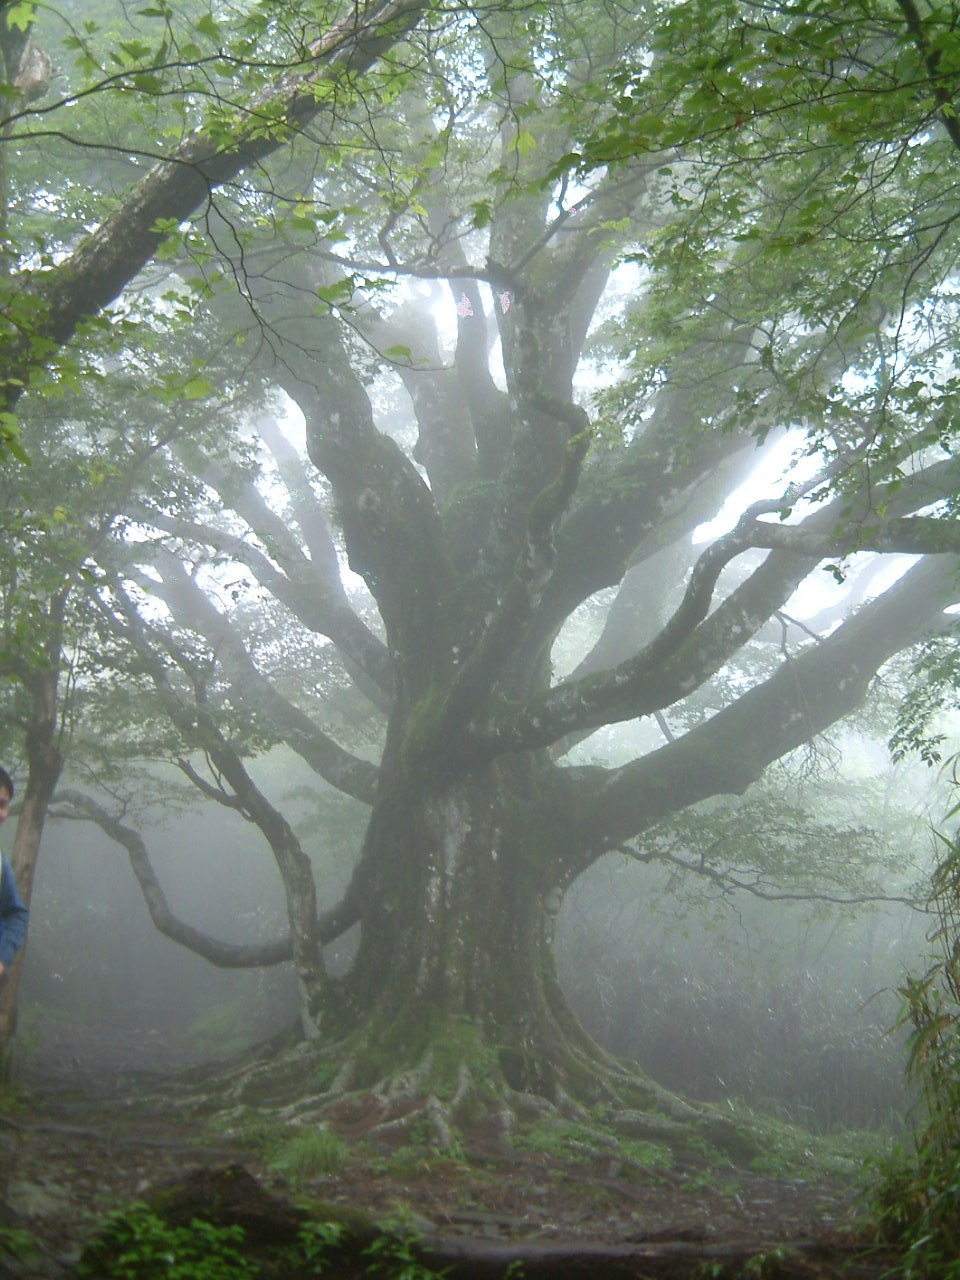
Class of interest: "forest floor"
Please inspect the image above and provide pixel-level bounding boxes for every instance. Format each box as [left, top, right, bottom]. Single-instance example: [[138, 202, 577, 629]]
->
[[0, 1019, 902, 1278]]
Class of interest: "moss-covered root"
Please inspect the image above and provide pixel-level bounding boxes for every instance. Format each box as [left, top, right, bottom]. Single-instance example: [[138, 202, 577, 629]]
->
[[145, 1026, 769, 1170]]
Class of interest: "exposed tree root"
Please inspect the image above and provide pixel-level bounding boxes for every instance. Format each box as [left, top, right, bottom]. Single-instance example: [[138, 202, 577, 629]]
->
[[133, 1022, 767, 1171]]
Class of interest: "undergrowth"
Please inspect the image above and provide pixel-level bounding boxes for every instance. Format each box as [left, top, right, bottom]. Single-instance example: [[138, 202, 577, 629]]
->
[[75, 1205, 259, 1280], [75, 1204, 460, 1280], [202, 1114, 348, 1188], [871, 821, 960, 1277], [266, 1127, 349, 1184]]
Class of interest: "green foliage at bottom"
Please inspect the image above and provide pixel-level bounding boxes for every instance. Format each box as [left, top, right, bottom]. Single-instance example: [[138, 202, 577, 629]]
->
[[873, 1147, 960, 1279], [512, 1116, 672, 1168], [76, 1203, 466, 1280], [0, 1226, 39, 1263], [75, 1205, 259, 1280], [363, 1230, 454, 1280]]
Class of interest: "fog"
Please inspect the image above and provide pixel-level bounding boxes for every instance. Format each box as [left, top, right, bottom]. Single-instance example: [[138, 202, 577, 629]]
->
[[559, 860, 921, 1132], [18, 737, 944, 1137]]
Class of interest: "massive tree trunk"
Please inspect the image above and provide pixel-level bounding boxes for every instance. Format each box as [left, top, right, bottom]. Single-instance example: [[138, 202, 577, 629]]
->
[[269, 750, 715, 1149], [341, 758, 578, 1093], [226, 549, 953, 1147]]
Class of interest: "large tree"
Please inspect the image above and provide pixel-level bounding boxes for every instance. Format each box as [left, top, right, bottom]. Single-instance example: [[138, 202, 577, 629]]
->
[[4, 0, 960, 1143]]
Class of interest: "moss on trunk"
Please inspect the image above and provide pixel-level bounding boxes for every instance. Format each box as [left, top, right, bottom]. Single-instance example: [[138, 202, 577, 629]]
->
[[202, 755, 764, 1164]]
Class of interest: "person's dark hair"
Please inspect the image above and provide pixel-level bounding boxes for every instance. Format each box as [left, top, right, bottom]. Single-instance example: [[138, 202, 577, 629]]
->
[[0, 768, 13, 800]]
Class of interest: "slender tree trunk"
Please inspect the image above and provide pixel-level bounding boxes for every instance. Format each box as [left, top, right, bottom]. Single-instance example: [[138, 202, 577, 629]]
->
[[0, 670, 63, 1079]]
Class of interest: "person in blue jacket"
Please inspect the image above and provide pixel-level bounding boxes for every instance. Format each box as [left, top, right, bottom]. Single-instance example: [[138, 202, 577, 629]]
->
[[0, 768, 29, 977]]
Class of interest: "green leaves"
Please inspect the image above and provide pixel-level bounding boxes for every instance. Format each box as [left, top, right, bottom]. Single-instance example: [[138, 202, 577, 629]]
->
[[0, 413, 29, 465], [382, 344, 413, 363], [4, 3, 36, 33], [76, 1204, 259, 1280], [193, 11, 221, 43], [470, 200, 493, 229], [510, 128, 537, 159], [315, 277, 356, 308]]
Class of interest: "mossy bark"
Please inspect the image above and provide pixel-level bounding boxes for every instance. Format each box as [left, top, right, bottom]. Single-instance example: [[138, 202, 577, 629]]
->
[[340, 760, 562, 1075], [307, 748, 704, 1142]]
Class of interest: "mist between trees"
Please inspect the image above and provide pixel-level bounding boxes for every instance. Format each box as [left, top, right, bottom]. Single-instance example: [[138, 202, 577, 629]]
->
[[16, 725, 950, 1137], [2, 0, 960, 1147]]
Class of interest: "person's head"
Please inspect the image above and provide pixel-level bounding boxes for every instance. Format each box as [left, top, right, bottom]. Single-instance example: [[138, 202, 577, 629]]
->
[[0, 768, 13, 825]]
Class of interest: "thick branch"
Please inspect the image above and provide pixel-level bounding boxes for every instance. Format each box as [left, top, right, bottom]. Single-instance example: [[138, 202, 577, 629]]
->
[[132, 507, 394, 700], [451, 279, 512, 481], [529, 418, 753, 654], [561, 442, 790, 693], [568, 554, 956, 852], [143, 553, 379, 804], [56, 790, 294, 969], [95, 581, 329, 1031], [197, 250, 451, 676], [194, 456, 311, 573], [176, 757, 246, 810], [482, 454, 960, 756], [281, 340, 452, 687], [442, 405, 592, 726], [3, 1, 427, 409], [359, 280, 480, 500], [255, 413, 342, 580], [895, 0, 960, 153], [477, 527, 816, 757], [746, 513, 960, 558], [187, 449, 395, 704]]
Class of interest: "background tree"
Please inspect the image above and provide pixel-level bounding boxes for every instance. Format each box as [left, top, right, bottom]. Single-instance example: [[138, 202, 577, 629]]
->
[[2, 0, 960, 1147], [0, 0, 431, 1064]]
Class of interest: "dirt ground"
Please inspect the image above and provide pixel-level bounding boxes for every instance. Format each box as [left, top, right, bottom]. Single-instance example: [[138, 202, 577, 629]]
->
[[0, 1020, 898, 1278]]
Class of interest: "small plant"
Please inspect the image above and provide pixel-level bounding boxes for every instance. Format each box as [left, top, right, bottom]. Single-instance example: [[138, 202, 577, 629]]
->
[[0, 1079, 28, 1114], [203, 1110, 280, 1158], [0, 1225, 38, 1261], [617, 1137, 673, 1170], [694, 1264, 724, 1280], [267, 1126, 348, 1184], [313, 1057, 342, 1091], [362, 1230, 450, 1280], [75, 1204, 259, 1280], [743, 1246, 788, 1278], [379, 1141, 466, 1179], [377, 1201, 426, 1239], [295, 1219, 344, 1269]]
